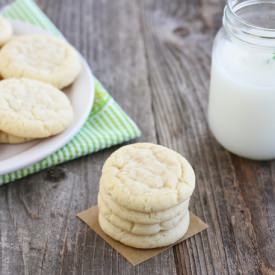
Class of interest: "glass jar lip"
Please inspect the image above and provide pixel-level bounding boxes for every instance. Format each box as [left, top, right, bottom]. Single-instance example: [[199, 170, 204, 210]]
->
[[227, 0, 275, 32], [224, 0, 275, 43]]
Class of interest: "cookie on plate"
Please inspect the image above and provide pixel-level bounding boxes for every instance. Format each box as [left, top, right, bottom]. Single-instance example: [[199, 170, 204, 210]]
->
[[0, 34, 81, 89], [0, 131, 32, 144], [0, 16, 13, 47], [0, 78, 74, 138]]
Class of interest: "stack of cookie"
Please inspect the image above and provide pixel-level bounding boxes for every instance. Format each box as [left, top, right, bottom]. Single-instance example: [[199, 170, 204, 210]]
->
[[0, 16, 81, 143], [98, 143, 196, 249]]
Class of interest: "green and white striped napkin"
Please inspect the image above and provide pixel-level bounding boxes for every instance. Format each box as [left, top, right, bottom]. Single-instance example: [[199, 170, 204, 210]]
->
[[0, 0, 141, 185]]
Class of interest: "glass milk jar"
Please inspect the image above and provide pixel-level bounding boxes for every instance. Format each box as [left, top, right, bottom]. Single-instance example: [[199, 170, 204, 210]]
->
[[208, 0, 275, 160]]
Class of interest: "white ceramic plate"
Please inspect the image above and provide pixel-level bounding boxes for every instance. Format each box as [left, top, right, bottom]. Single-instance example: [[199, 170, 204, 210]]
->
[[0, 20, 95, 175]]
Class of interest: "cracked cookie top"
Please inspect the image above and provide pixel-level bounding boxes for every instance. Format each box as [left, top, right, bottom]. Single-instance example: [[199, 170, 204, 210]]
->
[[100, 143, 195, 212], [0, 34, 81, 89], [0, 78, 74, 138]]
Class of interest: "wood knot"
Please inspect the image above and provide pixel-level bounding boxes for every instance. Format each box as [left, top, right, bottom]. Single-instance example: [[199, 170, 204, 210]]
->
[[173, 26, 189, 38], [44, 167, 66, 183]]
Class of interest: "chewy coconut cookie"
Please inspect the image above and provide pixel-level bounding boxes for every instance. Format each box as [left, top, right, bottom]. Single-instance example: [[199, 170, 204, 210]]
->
[[100, 143, 195, 212], [0, 34, 81, 89], [0, 16, 13, 47], [98, 143, 196, 248], [0, 131, 32, 144], [0, 78, 74, 138]]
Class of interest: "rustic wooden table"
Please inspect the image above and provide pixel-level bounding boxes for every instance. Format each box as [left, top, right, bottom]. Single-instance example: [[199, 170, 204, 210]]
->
[[0, 0, 274, 274]]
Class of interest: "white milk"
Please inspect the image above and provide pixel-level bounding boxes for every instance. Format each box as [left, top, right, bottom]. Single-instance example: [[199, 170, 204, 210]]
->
[[208, 32, 275, 160]]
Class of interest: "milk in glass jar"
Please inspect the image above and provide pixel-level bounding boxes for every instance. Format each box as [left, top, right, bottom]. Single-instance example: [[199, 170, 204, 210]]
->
[[208, 0, 275, 160]]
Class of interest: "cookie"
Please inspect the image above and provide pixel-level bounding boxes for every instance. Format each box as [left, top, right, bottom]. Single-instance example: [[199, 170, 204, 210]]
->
[[99, 196, 187, 235], [99, 211, 190, 249], [0, 16, 13, 47], [100, 143, 195, 212], [0, 131, 32, 144], [98, 189, 190, 224], [0, 34, 81, 89], [0, 78, 74, 138]]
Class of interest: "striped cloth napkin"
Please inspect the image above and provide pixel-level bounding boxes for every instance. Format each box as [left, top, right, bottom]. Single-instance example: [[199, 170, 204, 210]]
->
[[0, 0, 141, 185]]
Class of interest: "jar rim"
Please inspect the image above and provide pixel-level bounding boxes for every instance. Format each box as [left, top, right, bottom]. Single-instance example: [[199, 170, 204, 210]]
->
[[224, 0, 275, 46], [227, 0, 275, 32]]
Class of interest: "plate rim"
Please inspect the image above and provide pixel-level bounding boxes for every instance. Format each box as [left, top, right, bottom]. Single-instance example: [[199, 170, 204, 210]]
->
[[0, 20, 95, 176]]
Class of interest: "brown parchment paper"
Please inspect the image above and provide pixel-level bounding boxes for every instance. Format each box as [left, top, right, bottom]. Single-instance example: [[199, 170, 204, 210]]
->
[[77, 206, 208, 266]]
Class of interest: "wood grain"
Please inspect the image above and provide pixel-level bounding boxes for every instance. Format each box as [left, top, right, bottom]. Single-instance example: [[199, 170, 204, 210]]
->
[[0, 0, 173, 274], [0, 0, 274, 274], [138, 0, 275, 274]]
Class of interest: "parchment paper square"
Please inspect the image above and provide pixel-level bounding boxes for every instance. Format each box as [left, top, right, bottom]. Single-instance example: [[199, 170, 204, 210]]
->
[[77, 206, 208, 266]]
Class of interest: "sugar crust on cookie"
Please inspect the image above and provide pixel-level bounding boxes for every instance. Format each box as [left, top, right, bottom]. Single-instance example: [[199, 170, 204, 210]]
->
[[100, 143, 195, 212], [0, 78, 74, 138], [0, 34, 81, 89]]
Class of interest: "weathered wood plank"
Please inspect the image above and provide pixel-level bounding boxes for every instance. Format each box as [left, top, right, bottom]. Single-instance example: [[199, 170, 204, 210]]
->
[[0, 0, 275, 274], [139, 0, 275, 274], [0, 0, 177, 274]]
